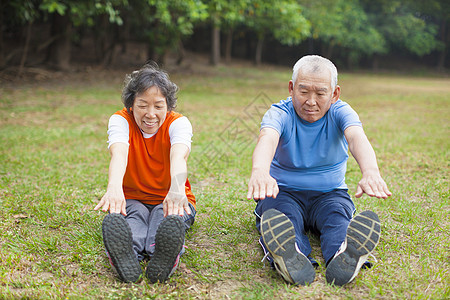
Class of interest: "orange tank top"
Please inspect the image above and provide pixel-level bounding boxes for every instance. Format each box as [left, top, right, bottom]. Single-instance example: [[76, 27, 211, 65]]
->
[[115, 108, 196, 207]]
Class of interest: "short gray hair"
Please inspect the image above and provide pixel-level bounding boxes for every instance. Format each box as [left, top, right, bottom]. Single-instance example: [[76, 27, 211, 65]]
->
[[292, 55, 338, 90], [122, 62, 178, 112]]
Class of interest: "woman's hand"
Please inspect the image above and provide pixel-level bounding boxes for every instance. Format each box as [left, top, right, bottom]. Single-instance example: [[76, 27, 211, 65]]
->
[[165, 143, 192, 217], [94, 186, 127, 215], [163, 189, 191, 217], [94, 142, 129, 216]]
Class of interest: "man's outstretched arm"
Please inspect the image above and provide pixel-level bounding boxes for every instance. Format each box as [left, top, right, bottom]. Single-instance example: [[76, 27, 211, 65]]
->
[[247, 128, 280, 200], [344, 125, 392, 199]]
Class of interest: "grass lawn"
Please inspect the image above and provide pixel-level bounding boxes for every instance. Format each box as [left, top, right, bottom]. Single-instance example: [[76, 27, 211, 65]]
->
[[0, 62, 449, 299]]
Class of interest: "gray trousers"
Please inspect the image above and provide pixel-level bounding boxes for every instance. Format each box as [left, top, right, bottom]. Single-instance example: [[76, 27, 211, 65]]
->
[[125, 199, 196, 262]]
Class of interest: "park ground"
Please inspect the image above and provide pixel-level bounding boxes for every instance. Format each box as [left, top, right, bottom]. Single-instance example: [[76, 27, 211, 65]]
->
[[0, 56, 449, 299]]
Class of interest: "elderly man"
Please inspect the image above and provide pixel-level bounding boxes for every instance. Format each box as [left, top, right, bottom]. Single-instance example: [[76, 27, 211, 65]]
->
[[247, 55, 391, 286]]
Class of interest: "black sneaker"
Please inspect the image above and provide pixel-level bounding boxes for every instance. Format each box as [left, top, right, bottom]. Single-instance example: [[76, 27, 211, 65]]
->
[[102, 213, 142, 283], [145, 215, 185, 283], [261, 209, 315, 286], [326, 210, 381, 286]]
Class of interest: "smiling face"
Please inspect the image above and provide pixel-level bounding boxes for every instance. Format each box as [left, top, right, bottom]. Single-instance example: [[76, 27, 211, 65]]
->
[[131, 86, 168, 134], [289, 69, 340, 123]]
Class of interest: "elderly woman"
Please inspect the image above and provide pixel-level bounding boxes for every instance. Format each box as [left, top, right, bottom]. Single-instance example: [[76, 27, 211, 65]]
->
[[94, 63, 196, 283]]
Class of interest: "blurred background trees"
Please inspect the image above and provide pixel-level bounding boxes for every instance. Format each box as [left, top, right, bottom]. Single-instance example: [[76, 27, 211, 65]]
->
[[1, 0, 448, 71]]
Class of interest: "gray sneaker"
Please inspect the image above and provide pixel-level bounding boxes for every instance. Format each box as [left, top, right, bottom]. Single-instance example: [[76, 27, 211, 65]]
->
[[102, 213, 142, 283], [261, 209, 315, 286], [145, 215, 185, 283], [326, 210, 381, 286]]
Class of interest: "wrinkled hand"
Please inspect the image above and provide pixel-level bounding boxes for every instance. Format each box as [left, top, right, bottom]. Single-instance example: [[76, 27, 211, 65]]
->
[[94, 187, 127, 215], [355, 171, 392, 199], [247, 169, 279, 201], [163, 190, 191, 217]]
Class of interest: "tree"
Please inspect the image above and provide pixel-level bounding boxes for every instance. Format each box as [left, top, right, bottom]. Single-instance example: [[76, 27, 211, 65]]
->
[[0, 0, 40, 72], [405, 0, 449, 70], [302, 0, 385, 68], [222, 0, 248, 63], [202, 0, 250, 65], [360, 0, 443, 68], [205, 0, 221, 65], [301, 0, 444, 69], [202, 0, 247, 65], [128, 0, 207, 66], [245, 0, 310, 65], [38, 0, 124, 70]]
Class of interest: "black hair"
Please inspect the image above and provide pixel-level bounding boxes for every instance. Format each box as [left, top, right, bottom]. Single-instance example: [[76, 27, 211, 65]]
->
[[121, 62, 178, 112]]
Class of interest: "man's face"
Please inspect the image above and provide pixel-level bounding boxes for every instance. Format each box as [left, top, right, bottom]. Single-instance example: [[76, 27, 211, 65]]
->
[[132, 86, 168, 134], [289, 69, 340, 123]]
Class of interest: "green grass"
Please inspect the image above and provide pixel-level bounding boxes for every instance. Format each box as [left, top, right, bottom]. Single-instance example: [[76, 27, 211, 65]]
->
[[0, 64, 449, 299]]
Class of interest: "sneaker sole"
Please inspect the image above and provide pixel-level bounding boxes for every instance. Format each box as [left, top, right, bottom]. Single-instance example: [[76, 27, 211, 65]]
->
[[326, 210, 381, 286], [261, 209, 315, 286], [145, 215, 185, 283], [102, 213, 142, 283]]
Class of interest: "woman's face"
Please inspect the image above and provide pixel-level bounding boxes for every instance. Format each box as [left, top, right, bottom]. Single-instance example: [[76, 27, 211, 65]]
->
[[131, 86, 168, 134]]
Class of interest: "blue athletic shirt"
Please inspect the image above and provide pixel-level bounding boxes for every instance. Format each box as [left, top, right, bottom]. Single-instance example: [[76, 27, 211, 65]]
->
[[261, 98, 362, 192]]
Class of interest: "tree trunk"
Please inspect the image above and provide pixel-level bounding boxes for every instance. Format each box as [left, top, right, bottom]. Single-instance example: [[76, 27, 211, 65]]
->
[[245, 33, 253, 60], [0, 2, 5, 69], [147, 20, 159, 63], [17, 21, 32, 78], [437, 47, 447, 71], [147, 43, 156, 63], [347, 52, 358, 70], [255, 34, 264, 65], [94, 15, 108, 65], [0, 22, 6, 70], [325, 42, 334, 60], [437, 19, 448, 71], [372, 54, 380, 71], [176, 40, 185, 66], [225, 28, 233, 63], [307, 37, 314, 54], [158, 49, 168, 67], [210, 17, 220, 65], [120, 13, 131, 54], [101, 41, 117, 68], [101, 23, 120, 67], [46, 13, 72, 70]]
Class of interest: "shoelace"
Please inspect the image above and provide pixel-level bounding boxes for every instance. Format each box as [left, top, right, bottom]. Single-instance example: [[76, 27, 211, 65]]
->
[[261, 251, 269, 265], [369, 253, 378, 263]]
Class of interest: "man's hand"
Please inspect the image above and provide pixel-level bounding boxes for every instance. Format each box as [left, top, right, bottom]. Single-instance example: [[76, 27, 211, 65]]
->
[[355, 170, 392, 199], [94, 187, 127, 215], [247, 128, 280, 201], [163, 190, 191, 217], [247, 168, 279, 201], [345, 126, 392, 200]]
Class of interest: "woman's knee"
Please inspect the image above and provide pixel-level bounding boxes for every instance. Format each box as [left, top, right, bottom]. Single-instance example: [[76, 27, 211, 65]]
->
[[126, 199, 150, 219]]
